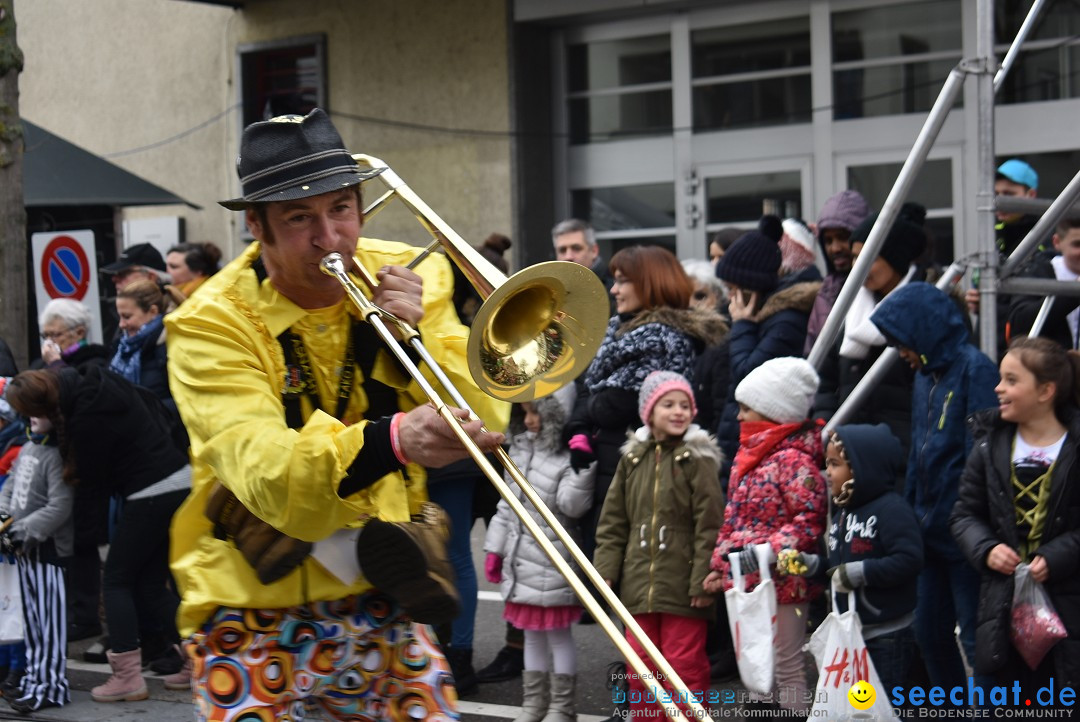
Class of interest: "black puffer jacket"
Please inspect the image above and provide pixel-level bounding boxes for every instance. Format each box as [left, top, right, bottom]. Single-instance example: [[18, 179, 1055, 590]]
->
[[712, 276, 820, 484], [59, 364, 188, 500], [950, 409, 1080, 683], [567, 306, 728, 505]]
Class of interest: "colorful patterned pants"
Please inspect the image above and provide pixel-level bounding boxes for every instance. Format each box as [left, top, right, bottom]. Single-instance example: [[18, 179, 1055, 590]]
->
[[187, 592, 458, 721]]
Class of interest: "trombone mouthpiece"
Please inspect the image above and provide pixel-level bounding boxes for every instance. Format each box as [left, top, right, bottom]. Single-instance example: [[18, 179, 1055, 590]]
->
[[320, 253, 346, 277]]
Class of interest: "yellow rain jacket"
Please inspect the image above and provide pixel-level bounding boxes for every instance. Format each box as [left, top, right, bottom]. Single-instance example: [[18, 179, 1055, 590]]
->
[[165, 238, 509, 637]]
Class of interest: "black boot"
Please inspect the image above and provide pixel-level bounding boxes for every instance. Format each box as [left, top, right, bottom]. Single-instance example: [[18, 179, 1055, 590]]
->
[[0, 667, 24, 700], [445, 647, 478, 696], [476, 644, 524, 683]]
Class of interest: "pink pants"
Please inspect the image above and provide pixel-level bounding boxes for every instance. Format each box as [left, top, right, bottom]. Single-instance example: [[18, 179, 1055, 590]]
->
[[624, 612, 710, 720]]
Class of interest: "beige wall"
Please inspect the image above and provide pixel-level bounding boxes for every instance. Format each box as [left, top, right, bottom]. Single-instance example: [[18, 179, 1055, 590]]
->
[[230, 0, 515, 257], [19, 0, 514, 266], [18, 0, 235, 251]]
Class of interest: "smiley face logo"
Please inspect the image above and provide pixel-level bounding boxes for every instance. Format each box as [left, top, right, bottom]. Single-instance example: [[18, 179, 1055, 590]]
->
[[847, 680, 876, 710]]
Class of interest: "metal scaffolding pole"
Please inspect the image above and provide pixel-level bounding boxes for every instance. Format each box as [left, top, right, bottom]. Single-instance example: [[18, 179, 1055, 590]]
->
[[823, 263, 965, 437], [994, 0, 1049, 93], [1028, 297, 1055, 338], [976, 0, 998, 359], [995, 196, 1080, 219], [999, 277, 1080, 297], [807, 67, 967, 370]]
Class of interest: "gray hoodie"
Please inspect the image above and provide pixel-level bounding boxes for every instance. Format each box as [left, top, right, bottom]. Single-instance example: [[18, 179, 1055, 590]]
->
[[0, 442, 74, 559]]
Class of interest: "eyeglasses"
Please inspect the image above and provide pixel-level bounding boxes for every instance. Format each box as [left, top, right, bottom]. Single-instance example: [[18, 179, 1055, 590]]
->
[[40, 328, 72, 341]]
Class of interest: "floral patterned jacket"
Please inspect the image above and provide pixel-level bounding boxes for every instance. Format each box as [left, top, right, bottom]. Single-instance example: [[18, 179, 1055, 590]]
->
[[711, 420, 827, 604]]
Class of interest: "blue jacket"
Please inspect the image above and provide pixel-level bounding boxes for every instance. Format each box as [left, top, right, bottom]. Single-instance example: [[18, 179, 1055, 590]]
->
[[870, 282, 999, 559], [828, 424, 923, 630], [713, 275, 820, 484]]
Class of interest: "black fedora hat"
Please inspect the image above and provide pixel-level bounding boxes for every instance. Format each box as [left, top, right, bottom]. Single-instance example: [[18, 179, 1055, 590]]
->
[[219, 108, 383, 211]]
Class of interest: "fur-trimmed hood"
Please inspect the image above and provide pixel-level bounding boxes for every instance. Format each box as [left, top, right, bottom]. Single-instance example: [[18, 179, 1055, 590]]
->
[[754, 280, 821, 324], [616, 306, 729, 350], [508, 393, 566, 452], [620, 423, 724, 468]]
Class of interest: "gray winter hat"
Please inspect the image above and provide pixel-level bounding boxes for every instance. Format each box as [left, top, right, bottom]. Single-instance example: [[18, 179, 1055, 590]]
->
[[817, 190, 871, 235]]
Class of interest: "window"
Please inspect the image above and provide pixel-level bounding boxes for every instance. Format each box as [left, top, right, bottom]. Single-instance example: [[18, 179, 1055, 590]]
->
[[692, 17, 811, 131], [240, 35, 327, 127], [832, 1, 962, 119], [571, 182, 676, 257], [566, 35, 672, 143], [705, 171, 801, 227], [847, 159, 955, 264], [995, 1, 1080, 105]]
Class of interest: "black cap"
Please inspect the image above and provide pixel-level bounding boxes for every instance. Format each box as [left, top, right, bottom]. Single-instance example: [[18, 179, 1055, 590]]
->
[[716, 215, 783, 293], [851, 203, 927, 276], [101, 243, 166, 275], [219, 108, 384, 210]]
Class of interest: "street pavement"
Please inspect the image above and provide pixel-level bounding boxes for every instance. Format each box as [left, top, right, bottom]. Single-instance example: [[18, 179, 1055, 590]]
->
[[0, 522, 745, 721]]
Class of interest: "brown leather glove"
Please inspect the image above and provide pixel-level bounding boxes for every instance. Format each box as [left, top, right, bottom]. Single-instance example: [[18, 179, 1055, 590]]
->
[[204, 482, 313, 585]]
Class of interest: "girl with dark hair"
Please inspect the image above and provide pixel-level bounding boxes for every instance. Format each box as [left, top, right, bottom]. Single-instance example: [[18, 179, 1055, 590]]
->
[[565, 244, 727, 574], [0, 379, 72, 714], [165, 242, 223, 301], [951, 336, 1080, 699], [6, 367, 192, 703]]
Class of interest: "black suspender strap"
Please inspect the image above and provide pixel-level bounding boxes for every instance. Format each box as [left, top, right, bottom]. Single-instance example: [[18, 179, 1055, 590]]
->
[[278, 323, 360, 428]]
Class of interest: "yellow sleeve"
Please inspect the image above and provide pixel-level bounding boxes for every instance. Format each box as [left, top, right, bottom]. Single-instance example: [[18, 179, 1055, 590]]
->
[[165, 283, 392, 543]]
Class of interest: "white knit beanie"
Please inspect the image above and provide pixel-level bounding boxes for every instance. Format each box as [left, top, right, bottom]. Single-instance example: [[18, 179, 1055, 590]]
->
[[734, 357, 819, 423], [638, 370, 696, 425]]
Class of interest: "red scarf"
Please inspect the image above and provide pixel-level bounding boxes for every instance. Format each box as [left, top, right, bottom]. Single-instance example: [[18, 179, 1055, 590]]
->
[[731, 419, 823, 484]]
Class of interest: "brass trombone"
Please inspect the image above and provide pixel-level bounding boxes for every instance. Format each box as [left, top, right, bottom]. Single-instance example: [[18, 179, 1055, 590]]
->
[[323, 155, 709, 722]]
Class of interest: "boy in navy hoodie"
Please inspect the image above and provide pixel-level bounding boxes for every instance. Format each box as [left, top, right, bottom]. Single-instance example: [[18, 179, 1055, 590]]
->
[[870, 282, 999, 696], [787, 423, 923, 692]]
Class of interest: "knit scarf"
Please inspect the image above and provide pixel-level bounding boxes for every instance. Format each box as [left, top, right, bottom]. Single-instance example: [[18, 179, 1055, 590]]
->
[[27, 429, 56, 447], [731, 420, 805, 484], [839, 264, 917, 360], [110, 315, 163, 385]]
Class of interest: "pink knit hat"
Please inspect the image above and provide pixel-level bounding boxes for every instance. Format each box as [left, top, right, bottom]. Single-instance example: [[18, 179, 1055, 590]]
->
[[638, 371, 696, 425]]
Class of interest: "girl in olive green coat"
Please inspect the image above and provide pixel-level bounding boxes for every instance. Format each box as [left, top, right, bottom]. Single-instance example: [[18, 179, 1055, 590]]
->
[[594, 371, 725, 717]]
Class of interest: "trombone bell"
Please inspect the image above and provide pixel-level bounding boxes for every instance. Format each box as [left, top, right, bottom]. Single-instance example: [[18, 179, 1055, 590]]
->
[[471, 261, 608, 402], [352, 153, 609, 403]]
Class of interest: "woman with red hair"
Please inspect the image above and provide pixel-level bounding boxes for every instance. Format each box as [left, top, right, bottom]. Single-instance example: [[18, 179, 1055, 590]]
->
[[565, 244, 727, 574]]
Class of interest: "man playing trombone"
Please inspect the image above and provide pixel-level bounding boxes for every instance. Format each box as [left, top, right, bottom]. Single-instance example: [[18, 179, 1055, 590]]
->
[[165, 108, 507, 721]]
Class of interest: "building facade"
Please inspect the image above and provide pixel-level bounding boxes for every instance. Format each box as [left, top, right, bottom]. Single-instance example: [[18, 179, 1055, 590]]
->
[[17, 0, 1078, 275], [512, 0, 1080, 269]]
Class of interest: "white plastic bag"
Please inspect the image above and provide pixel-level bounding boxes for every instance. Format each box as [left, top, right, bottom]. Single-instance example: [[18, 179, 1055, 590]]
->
[[1010, 562, 1067, 670], [809, 579, 893, 719], [724, 543, 777, 695], [0, 559, 23, 644]]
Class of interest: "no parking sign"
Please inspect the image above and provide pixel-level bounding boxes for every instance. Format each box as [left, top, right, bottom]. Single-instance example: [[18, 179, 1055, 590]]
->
[[31, 231, 104, 344]]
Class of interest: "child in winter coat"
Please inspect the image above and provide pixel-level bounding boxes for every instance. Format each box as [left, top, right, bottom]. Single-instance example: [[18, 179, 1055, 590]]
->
[[703, 357, 826, 716], [871, 282, 999, 694], [0, 411, 73, 714], [951, 336, 1080, 698], [594, 371, 725, 720], [484, 393, 595, 722], [789, 423, 923, 693], [0, 380, 27, 698]]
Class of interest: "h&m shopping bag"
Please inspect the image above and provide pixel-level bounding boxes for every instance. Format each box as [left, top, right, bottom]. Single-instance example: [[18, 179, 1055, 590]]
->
[[724, 543, 777, 695], [809, 579, 893, 719], [0, 559, 23, 644]]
